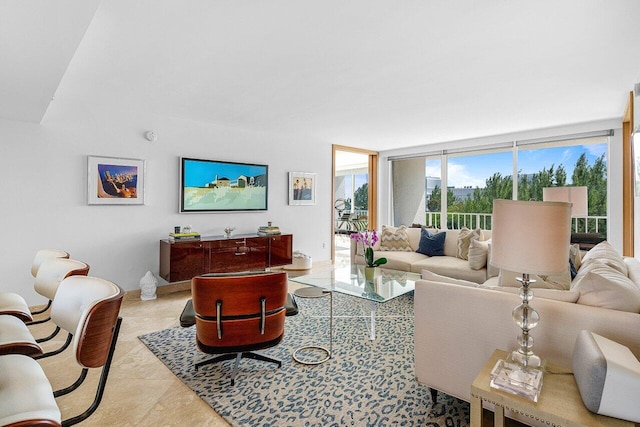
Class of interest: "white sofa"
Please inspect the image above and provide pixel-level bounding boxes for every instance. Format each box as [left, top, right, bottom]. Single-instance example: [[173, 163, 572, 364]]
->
[[350, 227, 493, 284], [414, 247, 640, 407]]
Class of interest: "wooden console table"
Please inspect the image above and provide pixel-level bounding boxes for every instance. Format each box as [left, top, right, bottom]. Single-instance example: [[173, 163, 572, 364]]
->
[[159, 233, 292, 282], [471, 349, 635, 427]]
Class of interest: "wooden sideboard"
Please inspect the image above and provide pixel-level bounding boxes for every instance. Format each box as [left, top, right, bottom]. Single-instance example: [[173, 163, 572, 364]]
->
[[159, 233, 293, 283]]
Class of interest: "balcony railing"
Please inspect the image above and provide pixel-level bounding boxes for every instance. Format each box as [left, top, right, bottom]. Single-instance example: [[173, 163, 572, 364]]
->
[[426, 212, 607, 236], [334, 209, 607, 237]]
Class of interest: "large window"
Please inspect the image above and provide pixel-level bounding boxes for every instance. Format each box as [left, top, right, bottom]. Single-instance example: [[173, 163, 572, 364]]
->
[[391, 132, 610, 238]]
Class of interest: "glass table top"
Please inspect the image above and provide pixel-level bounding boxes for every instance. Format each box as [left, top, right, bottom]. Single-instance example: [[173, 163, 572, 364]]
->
[[290, 265, 420, 303]]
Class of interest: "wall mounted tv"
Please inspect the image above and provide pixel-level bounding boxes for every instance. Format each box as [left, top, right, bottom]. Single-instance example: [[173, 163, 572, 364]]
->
[[180, 157, 268, 212]]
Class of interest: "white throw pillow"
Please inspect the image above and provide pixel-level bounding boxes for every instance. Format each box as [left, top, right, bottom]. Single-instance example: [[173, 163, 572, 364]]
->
[[580, 241, 627, 276], [624, 257, 640, 287], [486, 241, 499, 278], [457, 228, 483, 260], [572, 261, 640, 313], [467, 239, 489, 270], [379, 225, 413, 252]]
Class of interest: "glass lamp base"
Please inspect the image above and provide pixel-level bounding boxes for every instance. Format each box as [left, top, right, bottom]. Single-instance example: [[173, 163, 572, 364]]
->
[[509, 350, 543, 368], [490, 359, 544, 402]]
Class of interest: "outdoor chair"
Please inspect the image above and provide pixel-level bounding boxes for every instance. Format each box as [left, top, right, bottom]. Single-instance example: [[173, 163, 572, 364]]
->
[[191, 271, 288, 385]]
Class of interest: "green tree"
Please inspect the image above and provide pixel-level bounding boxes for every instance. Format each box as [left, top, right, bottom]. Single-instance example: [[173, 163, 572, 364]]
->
[[460, 173, 513, 213], [427, 185, 457, 212], [353, 183, 368, 210], [427, 185, 441, 212]]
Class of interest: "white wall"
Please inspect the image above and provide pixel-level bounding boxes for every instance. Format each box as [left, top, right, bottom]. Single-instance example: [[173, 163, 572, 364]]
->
[[0, 114, 333, 305], [378, 118, 625, 253]]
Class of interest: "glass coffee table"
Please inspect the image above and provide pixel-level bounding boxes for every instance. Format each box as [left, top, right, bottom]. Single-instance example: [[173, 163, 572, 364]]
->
[[290, 265, 420, 340]]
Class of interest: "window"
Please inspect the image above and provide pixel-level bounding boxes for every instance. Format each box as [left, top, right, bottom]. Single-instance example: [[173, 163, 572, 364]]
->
[[390, 131, 610, 236], [445, 150, 512, 229], [518, 141, 607, 236]]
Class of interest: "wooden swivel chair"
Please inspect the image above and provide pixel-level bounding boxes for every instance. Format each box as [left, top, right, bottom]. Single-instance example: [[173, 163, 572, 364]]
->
[[0, 275, 124, 427], [0, 259, 90, 356], [0, 249, 69, 323], [192, 271, 288, 386]]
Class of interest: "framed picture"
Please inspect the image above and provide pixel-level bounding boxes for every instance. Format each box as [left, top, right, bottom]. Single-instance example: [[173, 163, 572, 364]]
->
[[88, 156, 145, 205], [289, 172, 316, 205]]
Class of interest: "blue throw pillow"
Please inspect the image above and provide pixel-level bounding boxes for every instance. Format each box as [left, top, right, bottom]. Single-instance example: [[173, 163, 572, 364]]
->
[[416, 228, 446, 256], [569, 258, 578, 280]]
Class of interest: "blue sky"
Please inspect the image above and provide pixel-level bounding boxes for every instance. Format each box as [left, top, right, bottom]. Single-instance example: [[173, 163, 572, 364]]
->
[[342, 174, 369, 198], [426, 143, 607, 188], [183, 158, 267, 187]]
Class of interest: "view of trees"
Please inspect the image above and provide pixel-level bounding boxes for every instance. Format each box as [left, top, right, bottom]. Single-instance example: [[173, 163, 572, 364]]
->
[[425, 153, 607, 234], [353, 182, 368, 209]]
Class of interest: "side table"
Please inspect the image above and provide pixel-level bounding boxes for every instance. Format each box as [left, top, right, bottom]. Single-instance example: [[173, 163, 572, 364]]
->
[[292, 287, 333, 365], [470, 349, 635, 427]]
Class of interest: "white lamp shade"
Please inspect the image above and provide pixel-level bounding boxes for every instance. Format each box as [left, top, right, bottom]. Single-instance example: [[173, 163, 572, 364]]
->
[[492, 199, 572, 275], [542, 186, 588, 217]]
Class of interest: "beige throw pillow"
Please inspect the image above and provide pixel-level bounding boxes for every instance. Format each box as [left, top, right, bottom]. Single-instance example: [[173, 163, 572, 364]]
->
[[572, 261, 640, 313], [569, 243, 582, 271], [379, 225, 413, 252], [467, 239, 489, 270], [457, 227, 483, 260]]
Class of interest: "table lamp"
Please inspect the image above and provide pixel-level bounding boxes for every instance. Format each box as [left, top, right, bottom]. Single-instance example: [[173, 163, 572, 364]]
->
[[490, 199, 572, 401], [543, 186, 588, 217]]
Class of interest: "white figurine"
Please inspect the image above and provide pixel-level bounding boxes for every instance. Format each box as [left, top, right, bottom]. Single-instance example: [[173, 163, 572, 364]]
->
[[140, 270, 158, 300]]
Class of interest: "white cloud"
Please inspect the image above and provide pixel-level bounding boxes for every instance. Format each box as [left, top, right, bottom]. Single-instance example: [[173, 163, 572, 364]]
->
[[447, 163, 487, 188], [584, 144, 606, 158], [425, 164, 440, 177]]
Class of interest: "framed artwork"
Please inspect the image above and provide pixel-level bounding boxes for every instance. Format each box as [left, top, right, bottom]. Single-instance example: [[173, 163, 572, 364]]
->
[[88, 156, 145, 205], [289, 172, 316, 205]]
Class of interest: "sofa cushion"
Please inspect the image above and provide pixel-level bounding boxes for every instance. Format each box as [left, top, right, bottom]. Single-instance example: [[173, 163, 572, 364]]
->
[[580, 240, 627, 276], [498, 267, 571, 290], [416, 228, 446, 256], [468, 239, 489, 270], [412, 256, 487, 284], [572, 261, 640, 313], [482, 279, 580, 303], [374, 251, 427, 271], [457, 228, 483, 260], [421, 269, 479, 287], [379, 225, 413, 252]]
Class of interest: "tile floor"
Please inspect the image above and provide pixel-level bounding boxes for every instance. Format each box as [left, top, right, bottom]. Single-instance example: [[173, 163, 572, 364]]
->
[[25, 239, 348, 426], [31, 285, 230, 426]]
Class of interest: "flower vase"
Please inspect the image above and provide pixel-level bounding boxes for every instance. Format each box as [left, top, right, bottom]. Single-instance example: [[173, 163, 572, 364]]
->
[[364, 266, 377, 281]]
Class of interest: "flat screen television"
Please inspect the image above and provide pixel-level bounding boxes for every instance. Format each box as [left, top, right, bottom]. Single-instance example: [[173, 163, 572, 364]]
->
[[180, 157, 268, 212]]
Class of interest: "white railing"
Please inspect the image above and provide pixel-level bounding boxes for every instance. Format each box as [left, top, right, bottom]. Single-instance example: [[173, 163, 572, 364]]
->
[[426, 211, 607, 235], [335, 209, 607, 236]]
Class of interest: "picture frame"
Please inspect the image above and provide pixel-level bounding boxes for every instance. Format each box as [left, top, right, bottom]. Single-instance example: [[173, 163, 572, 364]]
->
[[87, 156, 145, 205], [289, 172, 316, 205]]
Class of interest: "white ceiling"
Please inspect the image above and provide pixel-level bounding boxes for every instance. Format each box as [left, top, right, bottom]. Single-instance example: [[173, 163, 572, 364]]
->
[[2, 0, 640, 150]]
